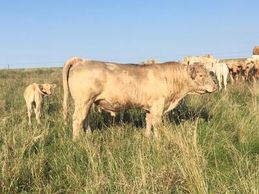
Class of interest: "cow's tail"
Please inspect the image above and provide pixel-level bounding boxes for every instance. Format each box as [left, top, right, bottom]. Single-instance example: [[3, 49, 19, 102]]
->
[[63, 57, 83, 124]]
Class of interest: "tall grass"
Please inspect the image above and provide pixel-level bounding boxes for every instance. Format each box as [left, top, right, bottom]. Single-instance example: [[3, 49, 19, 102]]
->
[[0, 68, 258, 193]]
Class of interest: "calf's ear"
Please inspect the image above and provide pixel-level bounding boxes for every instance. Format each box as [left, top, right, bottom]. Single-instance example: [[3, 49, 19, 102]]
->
[[187, 65, 196, 79]]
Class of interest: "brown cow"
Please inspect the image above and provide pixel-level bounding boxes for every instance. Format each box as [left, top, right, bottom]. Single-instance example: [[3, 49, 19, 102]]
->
[[242, 61, 254, 82], [63, 57, 218, 141], [225, 60, 243, 83], [253, 46, 259, 55], [244, 55, 259, 82]]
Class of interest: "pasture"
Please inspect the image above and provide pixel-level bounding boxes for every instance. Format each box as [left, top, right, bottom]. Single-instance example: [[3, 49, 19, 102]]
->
[[0, 65, 259, 193]]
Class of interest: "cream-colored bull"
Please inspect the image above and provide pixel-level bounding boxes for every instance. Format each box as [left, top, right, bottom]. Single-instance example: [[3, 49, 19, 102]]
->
[[63, 57, 218, 141], [24, 83, 56, 125]]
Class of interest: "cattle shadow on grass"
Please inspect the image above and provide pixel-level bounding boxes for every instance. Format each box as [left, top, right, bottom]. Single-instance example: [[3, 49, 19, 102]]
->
[[87, 100, 211, 131], [88, 109, 146, 130], [167, 101, 211, 125]]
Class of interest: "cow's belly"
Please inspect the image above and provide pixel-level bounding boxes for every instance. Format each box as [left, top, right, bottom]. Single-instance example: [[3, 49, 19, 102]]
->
[[95, 99, 122, 112], [95, 97, 144, 112]]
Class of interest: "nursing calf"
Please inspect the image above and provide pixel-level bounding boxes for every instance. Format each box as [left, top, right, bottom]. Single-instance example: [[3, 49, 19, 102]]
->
[[63, 57, 217, 140]]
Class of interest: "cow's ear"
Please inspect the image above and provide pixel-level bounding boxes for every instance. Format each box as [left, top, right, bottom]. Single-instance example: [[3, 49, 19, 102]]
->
[[188, 65, 196, 79], [38, 84, 44, 91]]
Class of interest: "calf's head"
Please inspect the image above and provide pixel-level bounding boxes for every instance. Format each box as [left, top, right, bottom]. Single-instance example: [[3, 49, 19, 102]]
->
[[188, 63, 218, 94], [39, 84, 57, 95]]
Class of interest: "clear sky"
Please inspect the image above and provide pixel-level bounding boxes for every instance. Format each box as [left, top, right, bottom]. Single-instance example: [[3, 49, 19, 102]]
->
[[0, 0, 258, 68]]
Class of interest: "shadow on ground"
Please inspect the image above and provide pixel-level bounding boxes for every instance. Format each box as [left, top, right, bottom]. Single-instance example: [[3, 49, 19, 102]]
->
[[87, 100, 211, 131]]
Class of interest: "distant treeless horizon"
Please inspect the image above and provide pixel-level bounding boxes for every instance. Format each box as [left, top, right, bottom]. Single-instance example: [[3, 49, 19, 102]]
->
[[0, 0, 258, 68]]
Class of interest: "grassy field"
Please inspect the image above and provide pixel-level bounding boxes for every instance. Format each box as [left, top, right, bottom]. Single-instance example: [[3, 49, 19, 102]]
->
[[0, 67, 259, 193]]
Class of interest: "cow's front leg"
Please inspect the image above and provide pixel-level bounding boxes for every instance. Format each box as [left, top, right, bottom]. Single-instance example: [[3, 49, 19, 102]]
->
[[151, 113, 163, 138], [145, 113, 152, 138], [145, 113, 162, 138], [145, 99, 164, 138]]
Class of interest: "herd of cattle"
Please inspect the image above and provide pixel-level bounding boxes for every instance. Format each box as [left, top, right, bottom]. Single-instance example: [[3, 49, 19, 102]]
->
[[23, 46, 259, 140]]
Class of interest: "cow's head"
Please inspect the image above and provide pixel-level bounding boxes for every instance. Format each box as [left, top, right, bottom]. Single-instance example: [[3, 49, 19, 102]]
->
[[188, 63, 218, 94], [40, 83, 57, 95], [228, 63, 241, 73]]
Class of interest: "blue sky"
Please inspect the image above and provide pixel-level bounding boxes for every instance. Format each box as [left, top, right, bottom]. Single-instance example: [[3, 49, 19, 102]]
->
[[0, 0, 258, 68]]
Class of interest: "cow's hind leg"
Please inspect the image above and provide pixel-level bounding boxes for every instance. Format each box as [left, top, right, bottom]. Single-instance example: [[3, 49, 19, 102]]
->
[[73, 100, 93, 141], [26, 101, 33, 125], [35, 102, 42, 125]]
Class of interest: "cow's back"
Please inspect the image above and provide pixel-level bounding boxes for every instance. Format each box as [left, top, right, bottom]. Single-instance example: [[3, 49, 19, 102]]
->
[[98, 63, 169, 107]]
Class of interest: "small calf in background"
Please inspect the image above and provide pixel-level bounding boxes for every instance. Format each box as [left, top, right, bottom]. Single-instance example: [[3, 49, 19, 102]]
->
[[24, 83, 56, 125]]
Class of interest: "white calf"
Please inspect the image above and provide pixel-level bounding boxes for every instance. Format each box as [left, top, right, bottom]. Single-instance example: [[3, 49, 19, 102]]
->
[[211, 63, 229, 90]]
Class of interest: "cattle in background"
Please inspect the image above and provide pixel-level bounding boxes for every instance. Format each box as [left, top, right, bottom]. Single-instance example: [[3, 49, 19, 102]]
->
[[63, 57, 218, 141], [225, 60, 244, 84], [181, 54, 218, 66], [244, 55, 259, 82], [181, 55, 230, 90], [253, 46, 259, 55], [142, 59, 159, 65]]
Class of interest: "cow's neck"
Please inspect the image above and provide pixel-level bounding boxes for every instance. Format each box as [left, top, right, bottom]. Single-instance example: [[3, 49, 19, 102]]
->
[[164, 89, 188, 114]]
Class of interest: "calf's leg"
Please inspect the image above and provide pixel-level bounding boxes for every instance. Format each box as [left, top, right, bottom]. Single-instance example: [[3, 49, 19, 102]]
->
[[223, 74, 228, 90], [35, 102, 42, 124], [216, 73, 222, 90], [26, 101, 33, 125]]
